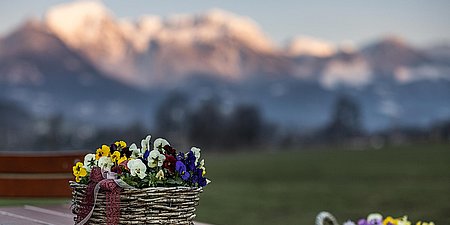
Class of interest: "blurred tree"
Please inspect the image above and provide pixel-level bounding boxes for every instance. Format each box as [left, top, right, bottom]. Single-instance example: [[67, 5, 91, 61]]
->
[[226, 104, 263, 147], [322, 95, 363, 141], [187, 98, 224, 147], [34, 114, 69, 150], [0, 100, 34, 150], [155, 91, 189, 137]]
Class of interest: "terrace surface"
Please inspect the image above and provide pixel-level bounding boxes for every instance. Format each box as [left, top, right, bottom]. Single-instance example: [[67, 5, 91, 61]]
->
[[0, 204, 210, 225]]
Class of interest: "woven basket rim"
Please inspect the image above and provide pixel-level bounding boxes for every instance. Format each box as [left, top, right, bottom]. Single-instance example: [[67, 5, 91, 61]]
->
[[69, 180, 203, 191]]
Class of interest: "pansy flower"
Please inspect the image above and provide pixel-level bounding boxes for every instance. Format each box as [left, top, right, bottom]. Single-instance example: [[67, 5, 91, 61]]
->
[[118, 156, 127, 165], [175, 161, 190, 181], [367, 213, 383, 225], [73, 162, 87, 182], [120, 146, 132, 158], [344, 221, 356, 225], [358, 219, 368, 225], [96, 145, 110, 160], [198, 159, 206, 176], [141, 135, 152, 152], [156, 169, 165, 180], [197, 175, 207, 187], [185, 151, 196, 171], [416, 222, 435, 225], [127, 159, 147, 179], [154, 138, 170, 152], [163, 145, 177, 156], [397, 216, 411, 225], [111, 151, 121, 163], [148, 150, 166, 168], [115, 140, 127, 149], [176, 152, 185, 161], [98, 156, 114, 171], [83, 153, 96, 172], [383, 216, 398, 225], [129, 143, 143, 159], [163, 154, 177, 173], [191, 147, 201, 164]]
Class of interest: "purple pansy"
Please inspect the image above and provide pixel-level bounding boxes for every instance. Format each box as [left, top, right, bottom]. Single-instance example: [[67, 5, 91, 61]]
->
[[176, 161, 190, 180], [198, 176, 207, 187], [358, 219, 368, 225], [143, 150, 150, 159], [176, 152, 185, 161], [186, 151, 196, 171]]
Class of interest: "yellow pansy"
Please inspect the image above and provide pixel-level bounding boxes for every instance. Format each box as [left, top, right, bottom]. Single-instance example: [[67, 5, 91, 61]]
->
[[96, 145, 110, 160], [416, 222, 435, 225], [117, 156, 127, 165], [115, 141, 127, 149], [111, 151, 121, 163], [384, 216, 398, 225], [73, 162, 87, 182], [156, 169, 165, 180]]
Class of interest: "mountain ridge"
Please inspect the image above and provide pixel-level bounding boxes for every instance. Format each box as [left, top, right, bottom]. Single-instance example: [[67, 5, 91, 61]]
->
[[20, 1, 446, 88], [0, 1, 449, 131]]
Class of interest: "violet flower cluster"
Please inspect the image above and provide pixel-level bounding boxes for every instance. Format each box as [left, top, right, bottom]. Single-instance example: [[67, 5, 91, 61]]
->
[[342, 213, 435, 225]]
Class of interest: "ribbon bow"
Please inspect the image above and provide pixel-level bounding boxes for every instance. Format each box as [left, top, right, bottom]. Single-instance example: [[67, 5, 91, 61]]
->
[[76, 167, 126, 225]]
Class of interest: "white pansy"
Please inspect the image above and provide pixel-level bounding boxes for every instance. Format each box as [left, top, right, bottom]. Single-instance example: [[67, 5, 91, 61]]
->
[[153, 138, 169, 152], [140, 135, 152, 152], [206, 179, 211, 185], [98, 156, 113, 171], [367, 213, 383, 223], [191, 147, 201, 164], [129, 143, 142, 159], [83, 153, 96, 172], [155, 169, 165, 180], [199, 159, 206, 175], [397, 216, 411, 225], [343, 221, 356, 225], [148, 150, 166, 168], [127, 159, 147, 179]]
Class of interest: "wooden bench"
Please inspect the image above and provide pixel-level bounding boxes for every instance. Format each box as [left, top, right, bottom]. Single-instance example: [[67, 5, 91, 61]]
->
[[0, 151, 86, 197]]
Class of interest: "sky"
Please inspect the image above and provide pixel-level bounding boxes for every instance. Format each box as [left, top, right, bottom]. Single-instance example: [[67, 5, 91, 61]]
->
[[0, 0, 449, 47]]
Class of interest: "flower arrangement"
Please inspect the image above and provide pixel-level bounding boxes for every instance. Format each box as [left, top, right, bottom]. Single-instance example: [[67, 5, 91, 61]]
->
[[72, 134, 210, 188], [342, 213, 435, 225]]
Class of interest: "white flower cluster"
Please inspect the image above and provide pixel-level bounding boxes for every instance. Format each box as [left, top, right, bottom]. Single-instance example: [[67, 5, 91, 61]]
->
[[126, 135, 170, 179]]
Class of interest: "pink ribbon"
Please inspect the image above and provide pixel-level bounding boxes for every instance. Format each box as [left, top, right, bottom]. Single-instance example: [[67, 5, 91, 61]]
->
[[75, 167, 121, 225]]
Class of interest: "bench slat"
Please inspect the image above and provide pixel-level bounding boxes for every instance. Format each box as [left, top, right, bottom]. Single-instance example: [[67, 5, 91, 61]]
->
[[0, 178, 73, 197], [0, 153, 85, 173]]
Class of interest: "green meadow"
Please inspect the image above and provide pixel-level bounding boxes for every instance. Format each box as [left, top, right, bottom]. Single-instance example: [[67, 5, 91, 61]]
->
[[0, 143, 448, 225], [196, 143, 450, 225]]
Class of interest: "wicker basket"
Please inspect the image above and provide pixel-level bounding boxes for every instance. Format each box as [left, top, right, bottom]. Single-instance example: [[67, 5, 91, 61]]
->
[[70, 181, 203, 225]]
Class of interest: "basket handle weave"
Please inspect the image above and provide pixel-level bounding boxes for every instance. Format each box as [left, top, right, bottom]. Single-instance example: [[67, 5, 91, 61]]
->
[[316, 211, 339, 225]]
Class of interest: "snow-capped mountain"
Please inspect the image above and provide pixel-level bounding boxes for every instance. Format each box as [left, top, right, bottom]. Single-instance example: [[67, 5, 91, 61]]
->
[[0, 19, 150, 125], [2, 1, 445, 89], [0, 1, 449, 131], [43, 1, 288, 87], [285, 36, 336, 57]]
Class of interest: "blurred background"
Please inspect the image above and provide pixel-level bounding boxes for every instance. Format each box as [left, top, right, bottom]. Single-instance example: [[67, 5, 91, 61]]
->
[[0, 0, 449, 224]]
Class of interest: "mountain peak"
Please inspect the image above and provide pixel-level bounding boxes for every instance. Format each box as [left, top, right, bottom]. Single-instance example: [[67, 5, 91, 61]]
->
[[286, 36, 337, 57], [198, 9, 276, 52], [379, 35, 408, 46], [44, 0, 113, 48], [46, 0, 109, 19]]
